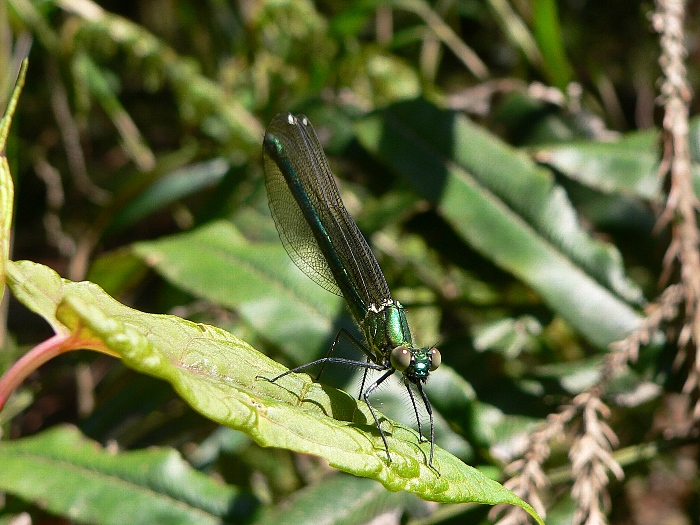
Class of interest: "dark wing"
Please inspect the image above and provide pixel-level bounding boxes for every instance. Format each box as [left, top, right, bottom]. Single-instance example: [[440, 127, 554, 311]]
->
[[263, 113, 392, 323]]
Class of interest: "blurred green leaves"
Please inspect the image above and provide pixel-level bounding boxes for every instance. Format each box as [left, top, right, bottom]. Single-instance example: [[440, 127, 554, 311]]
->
[[1, 0, 674, 523], [0, 425, 256, 525], [356, 99, 643, 348]]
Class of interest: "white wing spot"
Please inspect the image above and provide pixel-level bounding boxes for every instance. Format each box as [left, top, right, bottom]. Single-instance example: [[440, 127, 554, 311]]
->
[[287, 114, 296, 125]]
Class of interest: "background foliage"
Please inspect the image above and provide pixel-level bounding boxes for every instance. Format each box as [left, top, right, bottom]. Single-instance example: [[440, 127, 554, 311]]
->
[[1, 0, 699, 524]]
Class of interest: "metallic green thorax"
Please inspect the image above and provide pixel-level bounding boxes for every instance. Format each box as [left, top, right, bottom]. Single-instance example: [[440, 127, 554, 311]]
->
[[362, 300, 433, 380], [363, 300, 410, 351], [364, 301, 411, 349]]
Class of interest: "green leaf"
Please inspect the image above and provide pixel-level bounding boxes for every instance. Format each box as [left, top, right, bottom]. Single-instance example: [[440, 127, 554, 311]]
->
[[253, 473, 410, 525], [107, 158, 232, 235], [532, 0, 573, 89], [132, 221, 343, 365], [5, 259, 544, 523], [0, 425, 255, 525], [540, 117, 700, 200], [534, 129, 661, 199], [86, 248, 149, 298], [355, 99, 643, 348], [1, 59, 27, 299]]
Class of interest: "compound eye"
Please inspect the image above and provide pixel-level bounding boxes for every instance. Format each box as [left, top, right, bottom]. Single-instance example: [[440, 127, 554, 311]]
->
[[390, 346, 411, 372], [429, 347, 441, 371]]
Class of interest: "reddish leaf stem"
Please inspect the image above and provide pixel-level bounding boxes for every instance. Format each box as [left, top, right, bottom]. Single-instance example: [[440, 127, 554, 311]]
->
[[1, 333, 80, 410]]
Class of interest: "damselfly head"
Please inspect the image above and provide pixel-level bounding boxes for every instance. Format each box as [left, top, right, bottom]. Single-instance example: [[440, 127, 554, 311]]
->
[[391, 345, 441, 382]]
